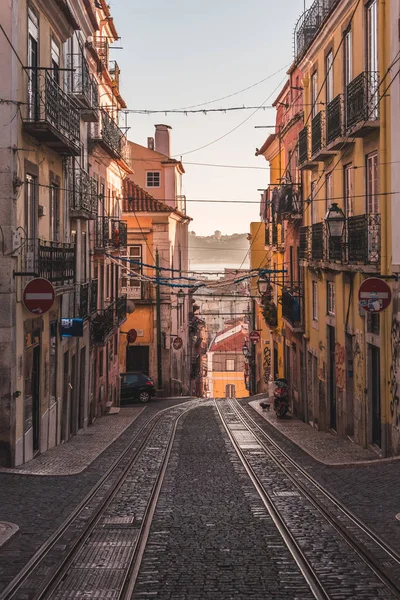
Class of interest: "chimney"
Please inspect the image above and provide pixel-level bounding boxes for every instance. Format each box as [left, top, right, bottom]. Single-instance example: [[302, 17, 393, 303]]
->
[[154, 124, 171, 157], [147, 137, 154, 151]]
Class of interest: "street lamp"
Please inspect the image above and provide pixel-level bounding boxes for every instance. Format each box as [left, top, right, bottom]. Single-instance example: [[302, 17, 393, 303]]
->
[[242, 341, 250, 359], [257, 274, 270, 296], [325, 202, 346, 239], [177, 289, 185, 305]]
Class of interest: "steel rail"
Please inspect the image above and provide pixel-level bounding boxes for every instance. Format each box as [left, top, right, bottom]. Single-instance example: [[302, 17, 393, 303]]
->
[[214, 399, 330, 600], [229, 399, 400, 598], [0, 401, 190, 600]]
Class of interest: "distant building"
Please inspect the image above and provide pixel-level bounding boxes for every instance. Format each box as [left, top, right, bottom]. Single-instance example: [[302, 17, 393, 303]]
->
[[207, 321, 249, 399]]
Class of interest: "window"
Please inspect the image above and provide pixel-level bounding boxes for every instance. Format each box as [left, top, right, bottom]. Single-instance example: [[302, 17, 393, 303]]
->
[[226, 359, 235, 371], [49, 184, 60, 241], [327, 281, 335, 315], [25, 174, 38, 239], [146, 171, 161, 188], [311, 71, 318, 118], [366, 1, 379, 118], [326, 50, 334, 104], [344, 29, 353, 88], [51, 38, 60, 85], [366, 152, 379, 213], [28, 8, 39, 120], [325, 172, 333, 214], [344, 164, 354, 217], [99, 183, 105, 216], [121, 245, 142, 298], [311, 180, 318, 224], [312, 281, 318, 321]]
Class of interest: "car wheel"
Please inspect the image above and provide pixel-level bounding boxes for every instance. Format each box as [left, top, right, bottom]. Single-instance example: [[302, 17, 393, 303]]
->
[[139, 391, 150, 403]]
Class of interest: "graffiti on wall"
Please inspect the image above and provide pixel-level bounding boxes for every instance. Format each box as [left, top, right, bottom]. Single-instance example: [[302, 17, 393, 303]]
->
[[263, 345, 271, 384], [335, 342, 345, 390], [390, 316, 400, 427]]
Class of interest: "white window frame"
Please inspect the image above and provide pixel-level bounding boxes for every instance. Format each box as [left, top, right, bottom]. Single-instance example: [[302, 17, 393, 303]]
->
[[344, 29, 353, 88], [225, 358, 235, 372], [344, 163, 354, 217], [327, 281, 335, 316], [311, 180, 318, 224], [325, 172, 333, 215], [311, 71, 318, 118], [146, 171, 161, 188], [326, 51, 334, 104], [121, 245, 142, 299], [312, 281, 318, 322]]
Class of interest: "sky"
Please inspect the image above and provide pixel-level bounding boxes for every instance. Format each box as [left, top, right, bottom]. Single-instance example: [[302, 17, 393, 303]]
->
[[109, 0, 308, 236]]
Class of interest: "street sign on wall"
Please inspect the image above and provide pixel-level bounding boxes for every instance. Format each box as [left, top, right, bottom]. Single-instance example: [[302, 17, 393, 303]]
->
[[23, 278, 55, 315], [173, 336, 183, 350], [358, 278, 392, 313], [60, 319, 84, 337], [127, 329, 137, 344], [249, 330, 261, 344]]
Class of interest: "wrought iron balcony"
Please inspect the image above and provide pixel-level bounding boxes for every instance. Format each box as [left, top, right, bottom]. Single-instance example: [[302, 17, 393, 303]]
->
[[67, 163, 98, 219], [23, 239, 75, 286], [66, 52, 99, 121], [348, 213, 381, 265], [78, 282, 89, 319], [294, 0, 341, 59], [311, 112, 323, 156], [116, 294, 127, 325], [90, 278, 98, 314], [346, 72, 380, 134], [91, 302, 115, 345], [298, 126, 309, 166], [94, 217, 127, 250], [278, 184, 302, 220], [90, 109, 130, 164], [299, 226, 309, 260], [282, 288, 303, 329], [326, 94, 344, 146], [23, 69, 80, 155], [311, 222, 324, 260]]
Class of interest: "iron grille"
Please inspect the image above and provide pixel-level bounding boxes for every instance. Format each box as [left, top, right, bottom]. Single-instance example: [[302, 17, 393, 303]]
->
[[67, 163, 98, 216], [311, 222, 324, 260], [326, 94, 343, 144], [346, 71, 380, 130], [91, 302, 115, 345], [347, 213, 380, 265], [294, 0, 341, 59], [78, 282, 89, 319], [282, 288, 302, 326], [299, 126, 308, 165], [311, 111, 323, 156], [299, 226, 309, 259], [100, 109, 124, 158]]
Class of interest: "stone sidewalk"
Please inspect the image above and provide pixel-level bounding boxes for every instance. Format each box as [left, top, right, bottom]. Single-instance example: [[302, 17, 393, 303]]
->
[[249, 400, 399, 466], [0, 406, 145, 476]]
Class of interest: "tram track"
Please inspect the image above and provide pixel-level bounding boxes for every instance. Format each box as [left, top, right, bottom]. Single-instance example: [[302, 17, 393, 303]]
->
[[0, 400, 197, 600], [216, 398, 400, 600]]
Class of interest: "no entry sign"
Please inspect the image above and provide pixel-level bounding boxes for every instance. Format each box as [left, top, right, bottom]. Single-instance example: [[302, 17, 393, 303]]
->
[[173, 336, 183, 350], [249, 330, 261, 344], [23, 278, 55, 315], [358, 277, 392, 313]]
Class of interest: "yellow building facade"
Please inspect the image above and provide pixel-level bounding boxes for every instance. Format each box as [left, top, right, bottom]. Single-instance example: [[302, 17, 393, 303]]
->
[[295, 0, 393, 453]]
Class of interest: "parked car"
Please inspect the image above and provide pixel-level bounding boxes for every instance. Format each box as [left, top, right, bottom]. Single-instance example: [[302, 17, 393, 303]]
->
[[120, 372, 156, 404]]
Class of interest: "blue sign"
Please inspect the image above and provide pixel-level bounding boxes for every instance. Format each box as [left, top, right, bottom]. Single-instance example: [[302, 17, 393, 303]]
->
[[60, 318, 84, 337]]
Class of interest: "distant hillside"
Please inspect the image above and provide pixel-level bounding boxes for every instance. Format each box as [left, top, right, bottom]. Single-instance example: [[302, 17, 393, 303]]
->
[[189, 232, 250, 266]]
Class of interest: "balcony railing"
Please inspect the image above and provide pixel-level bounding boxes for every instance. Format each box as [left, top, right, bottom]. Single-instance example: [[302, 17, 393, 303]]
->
[[294, 0, 341, 59], [78, 282, 89, 319], [346, 71, 380, 130], [23, 239, 75, 286], [67, 163, 98, 218], [298, 214, 381, 266], [348, 213, 381, 265], [116, 294, 127, 325], [90, 109, 129, 163], [94, 217, 127, 250], [109, 60, 120, 90], [121, 279, 152, 301], [278, 184, 302, 219], [23, 69, 80, 155], [311, 112, 323, 156], [326, 94, 343, 145], [66, 52, 98, 120], [299, 126, 309, 165], [90, 278, 98, 314], [93, 37, 109, 69], [282, 288, 302, 328], [91, 302, 115, 345]]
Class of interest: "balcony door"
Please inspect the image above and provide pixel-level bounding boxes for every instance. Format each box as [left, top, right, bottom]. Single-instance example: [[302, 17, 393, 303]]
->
[[27, 8, 39, 120], [328, 325, 337, 431], [366, 0, 379, 119]]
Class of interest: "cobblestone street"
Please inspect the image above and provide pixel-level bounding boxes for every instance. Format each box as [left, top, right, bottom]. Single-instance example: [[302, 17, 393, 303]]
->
[[1, 399, 400, 598]]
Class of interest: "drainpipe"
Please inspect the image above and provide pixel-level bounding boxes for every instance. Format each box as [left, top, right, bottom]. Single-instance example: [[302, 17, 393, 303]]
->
[[379, 0, 390, 457]]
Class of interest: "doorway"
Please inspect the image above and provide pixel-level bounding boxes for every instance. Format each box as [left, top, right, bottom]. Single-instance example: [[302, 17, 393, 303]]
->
[[369, 345, 381, 447], [328, 325, 337, 430], [78, 347, 86, 430], [126, 346, 150, 374], [345, 333, 354, 436], [225, 384, 236, 398], [69, 353, 76, 437], [273, 343, 279, 380], [24, 339, 41, 456], [61, 351, 69, 442]]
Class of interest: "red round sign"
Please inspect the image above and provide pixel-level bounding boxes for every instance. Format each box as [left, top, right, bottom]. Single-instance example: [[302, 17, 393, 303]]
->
[[127, 329, 137, 344], [173, 336, 183, 350], [249, 330, 261, 344], [358, 277, 392, 313], [23, 278, 55, 315]]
